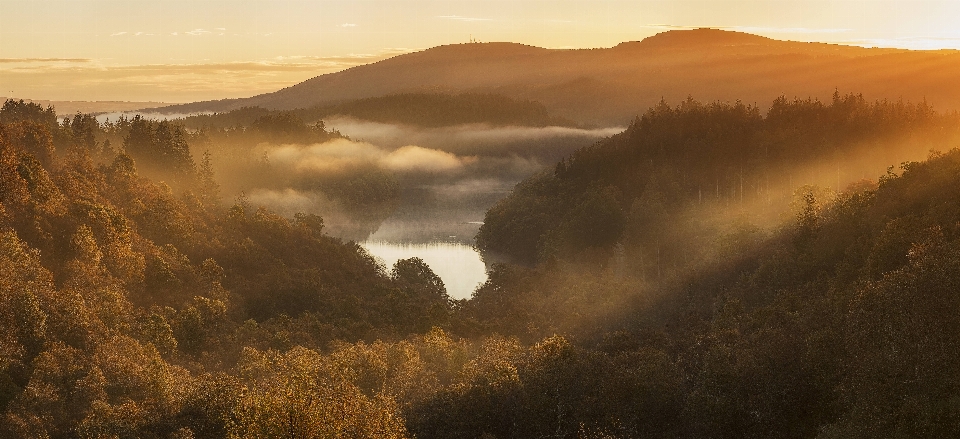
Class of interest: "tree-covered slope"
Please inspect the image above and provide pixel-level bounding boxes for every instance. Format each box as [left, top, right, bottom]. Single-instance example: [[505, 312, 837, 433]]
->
[[450, 109, 960, 438], [180, 93, 574, 130], [302, 93, 574, 127], [0, 101, 451, 437], [477, 93, 958, 266], [150, 29, 960, 126], [8, 95, 960, 437]]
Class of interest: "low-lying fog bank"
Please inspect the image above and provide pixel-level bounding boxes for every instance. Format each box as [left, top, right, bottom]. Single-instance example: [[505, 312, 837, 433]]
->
[[326, 116, 623, 159], [200, 118, 621, 297], [232, 120, 622, 241]]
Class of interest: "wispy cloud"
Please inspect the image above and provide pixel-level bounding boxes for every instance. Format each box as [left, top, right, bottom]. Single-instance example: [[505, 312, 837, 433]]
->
[[108, 31, 157, 37], [731, 26, 852, 35], [340, 23, 358, 28], [0, 58, 90, 63], [185, 28, 212, 36], [839, 37, 960, 51], [438, 15, 492, 22], [110, 31, 156, 37], [0, 48, 421, 101], [274, 48, 417, 65], [641, 24, 702, 30]]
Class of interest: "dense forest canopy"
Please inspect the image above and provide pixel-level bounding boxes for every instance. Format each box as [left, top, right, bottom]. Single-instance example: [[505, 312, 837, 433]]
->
[[3, 94, 960, 437], [178, 93, 575, 130], [478, 92, 956, 266]]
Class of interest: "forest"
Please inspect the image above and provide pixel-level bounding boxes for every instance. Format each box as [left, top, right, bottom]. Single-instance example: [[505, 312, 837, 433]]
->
[[178, 93, 576, 130], [2, 92, 960, 438]]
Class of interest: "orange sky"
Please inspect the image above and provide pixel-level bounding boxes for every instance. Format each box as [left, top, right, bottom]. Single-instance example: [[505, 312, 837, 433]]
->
[[2, 0, 959, 103]]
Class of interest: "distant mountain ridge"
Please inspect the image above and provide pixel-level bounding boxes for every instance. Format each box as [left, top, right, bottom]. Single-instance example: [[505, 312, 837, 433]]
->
[[149, 28, 960, 125], [180, 93, 575, 129]]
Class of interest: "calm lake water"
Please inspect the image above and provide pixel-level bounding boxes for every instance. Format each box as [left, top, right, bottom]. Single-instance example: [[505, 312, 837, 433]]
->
[[361, 241, 487, 300]]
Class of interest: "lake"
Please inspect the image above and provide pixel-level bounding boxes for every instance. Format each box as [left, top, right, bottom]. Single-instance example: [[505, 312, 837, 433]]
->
[[361, 240, 488, 300]]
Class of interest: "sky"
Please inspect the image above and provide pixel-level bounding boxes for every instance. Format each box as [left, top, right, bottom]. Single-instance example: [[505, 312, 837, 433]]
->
[[2, 0, 960, 103]]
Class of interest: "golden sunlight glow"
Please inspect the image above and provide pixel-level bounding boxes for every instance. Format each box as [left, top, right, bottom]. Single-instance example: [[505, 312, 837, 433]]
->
[[2, 0, 959, 102]]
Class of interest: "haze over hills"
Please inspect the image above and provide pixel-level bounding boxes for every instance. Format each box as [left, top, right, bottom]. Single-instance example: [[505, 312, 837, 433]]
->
[[150, 28, 960, 126], [9, 11, 960, 434], [0, 98, 172, 118]]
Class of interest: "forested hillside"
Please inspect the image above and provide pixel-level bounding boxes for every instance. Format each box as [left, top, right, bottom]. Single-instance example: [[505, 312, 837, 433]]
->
[[4, 95, 960, 437], [181, 93, 574, 130], [478, 93, 958, 266], [150, 28, 960, 126], [443, 144, 960, 438], [0, 100, 447, 437]]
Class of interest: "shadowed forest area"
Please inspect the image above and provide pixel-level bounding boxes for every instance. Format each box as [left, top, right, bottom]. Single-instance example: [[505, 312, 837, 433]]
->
[[2, 91, 960, 438], [179, 93, 577, 130]]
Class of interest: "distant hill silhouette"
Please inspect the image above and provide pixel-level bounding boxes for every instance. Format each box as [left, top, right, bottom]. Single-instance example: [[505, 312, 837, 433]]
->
[[149, 28, 960, 126], [180, 93, 575, 129]]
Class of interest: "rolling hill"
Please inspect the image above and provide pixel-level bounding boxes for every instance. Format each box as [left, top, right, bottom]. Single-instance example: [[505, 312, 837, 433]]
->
[[150, 28, 960, 126]]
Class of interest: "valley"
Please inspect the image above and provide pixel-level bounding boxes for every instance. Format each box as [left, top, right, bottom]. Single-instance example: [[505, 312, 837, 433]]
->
[[3, 26, 960, 438]]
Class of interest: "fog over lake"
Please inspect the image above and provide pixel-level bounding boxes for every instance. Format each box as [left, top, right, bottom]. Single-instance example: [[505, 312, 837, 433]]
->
[[328, 119, 618, 300]]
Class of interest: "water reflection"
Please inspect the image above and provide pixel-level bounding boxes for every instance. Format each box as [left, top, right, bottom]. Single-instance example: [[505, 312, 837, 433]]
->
[[362, 241, 487, 300]]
